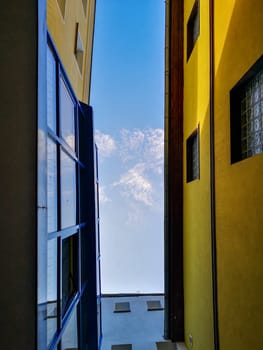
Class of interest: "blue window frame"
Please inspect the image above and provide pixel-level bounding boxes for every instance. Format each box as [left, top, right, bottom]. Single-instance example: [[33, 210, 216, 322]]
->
[[38, 34, 102, 350]]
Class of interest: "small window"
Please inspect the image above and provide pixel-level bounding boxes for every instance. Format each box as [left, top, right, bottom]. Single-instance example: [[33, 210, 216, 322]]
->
[[187, 0, 200, 61], [187, 127, 200, 182], [114, 302, 131, 313], [230, 56, 263, 163], [112, 345, 132, 350], [146, 300, 163, 311]]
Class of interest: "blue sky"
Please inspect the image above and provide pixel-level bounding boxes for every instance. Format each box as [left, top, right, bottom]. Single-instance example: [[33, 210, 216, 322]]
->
[[90, 0, 165, 294]]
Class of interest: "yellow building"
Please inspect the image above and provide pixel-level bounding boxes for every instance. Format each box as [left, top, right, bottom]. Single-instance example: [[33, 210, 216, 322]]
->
[[165, 1, 263, 349]]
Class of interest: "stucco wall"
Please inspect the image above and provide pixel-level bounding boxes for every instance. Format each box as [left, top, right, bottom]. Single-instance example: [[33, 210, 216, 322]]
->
[[214, 1, 263, 349], [183, 0, 214, 349], [47, 0, 96, 102]]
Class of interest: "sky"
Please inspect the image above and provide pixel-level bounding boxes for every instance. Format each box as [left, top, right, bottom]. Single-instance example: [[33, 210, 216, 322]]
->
[[90, 0, 165, 294]]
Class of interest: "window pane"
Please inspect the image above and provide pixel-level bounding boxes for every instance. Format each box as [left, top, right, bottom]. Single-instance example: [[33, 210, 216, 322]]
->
[[47, 46, 56, 132], [62, 234, 79, 313], [61, 150, 77, 228], [60, 76, 75, 150], [61, 307, 79, 350], [47, 138, 57, 232], [47, 239, 58, 347], [240, 72, 263, 159], [97, 301, 102, 344]]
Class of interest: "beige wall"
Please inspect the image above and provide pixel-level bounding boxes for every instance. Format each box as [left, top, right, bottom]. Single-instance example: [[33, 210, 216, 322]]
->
[[47, 0, 96, 102]]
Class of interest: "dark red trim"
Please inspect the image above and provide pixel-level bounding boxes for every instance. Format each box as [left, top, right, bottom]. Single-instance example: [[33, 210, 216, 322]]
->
[[165, 0, 184, 342]]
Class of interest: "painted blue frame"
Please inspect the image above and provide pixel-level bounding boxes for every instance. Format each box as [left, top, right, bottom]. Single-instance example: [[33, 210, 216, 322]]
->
[[37, 28, 101, 350]]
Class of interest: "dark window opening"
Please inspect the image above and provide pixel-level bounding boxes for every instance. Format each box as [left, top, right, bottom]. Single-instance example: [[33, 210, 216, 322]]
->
[[62, 234, 79, 313], [230, 55, 263, 163], [187, 0, 200, 61], [114, 302, 131, 313], [112, 345, 132, 350], [187, 127, 200, 182], [146, 300, 163, 311]]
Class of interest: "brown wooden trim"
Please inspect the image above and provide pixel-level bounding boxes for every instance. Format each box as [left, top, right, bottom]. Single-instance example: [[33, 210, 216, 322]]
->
[[164, 0, 184, 342], [209, 0, 220, 349]]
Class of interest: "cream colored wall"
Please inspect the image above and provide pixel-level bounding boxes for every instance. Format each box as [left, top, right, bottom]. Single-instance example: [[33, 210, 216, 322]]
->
[[183, 0, 214, 349], [47, 0, 95, 102], [214, 0, 263, 349]]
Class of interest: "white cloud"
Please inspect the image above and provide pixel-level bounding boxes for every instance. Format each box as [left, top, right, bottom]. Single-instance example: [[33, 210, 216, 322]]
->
[[119, 129, 145, 161], [95, 130, 116, 158], [99, 186, 111, 204], [113, 163, 153, 206], [96, 128, 164, 208], [118, 128, 164, 173]]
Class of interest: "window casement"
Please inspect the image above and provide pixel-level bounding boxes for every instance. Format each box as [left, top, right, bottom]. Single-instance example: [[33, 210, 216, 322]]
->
[[187, 0, 200, 61], [186, 126, 200, 182], [45, 36, 101, 350], [230, 55, 263, 163]]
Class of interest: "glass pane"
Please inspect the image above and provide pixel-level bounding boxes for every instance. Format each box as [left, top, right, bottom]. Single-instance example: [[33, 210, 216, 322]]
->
[[47, 46, 56, 132], [61, 150, 77, 228], [60, 76, 75, 150], [61, 307, 79, 350], [62, 234, 79, 313], [241, 70, 263, 159], [47, 138, 57, 232], [97, 301, 102, 344], [47, 239, 58, 347]]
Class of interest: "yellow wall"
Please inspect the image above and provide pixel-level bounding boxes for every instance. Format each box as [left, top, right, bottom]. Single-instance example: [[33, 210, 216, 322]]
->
[[47, 0, 95, 102], [214, 0, 263, 349], [183, 0, 214, 349]]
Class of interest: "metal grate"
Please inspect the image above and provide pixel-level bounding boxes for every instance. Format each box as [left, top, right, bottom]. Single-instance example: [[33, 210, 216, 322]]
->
[[114, 302, 131, 313], [240, 70, 263, 159], [112, 345, 132, 350], [146, 300, 163, 311]]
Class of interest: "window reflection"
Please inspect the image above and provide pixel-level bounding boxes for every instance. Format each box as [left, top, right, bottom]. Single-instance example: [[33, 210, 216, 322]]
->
[[47, 238, 58, 347], [62, 234, 78, 313], [59, 76, 75, 150], [60, 150, 76, 228], [47, 138, 57, 232], [61, 307, 79, 350], [47, 47, 56, 132]]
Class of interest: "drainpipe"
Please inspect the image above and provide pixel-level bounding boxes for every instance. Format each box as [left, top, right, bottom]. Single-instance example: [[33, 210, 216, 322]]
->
[[209, 0, 220, 349]]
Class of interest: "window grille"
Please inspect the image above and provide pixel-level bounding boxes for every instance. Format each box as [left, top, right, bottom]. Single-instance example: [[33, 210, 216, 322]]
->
[[230, 56, 263, 163]]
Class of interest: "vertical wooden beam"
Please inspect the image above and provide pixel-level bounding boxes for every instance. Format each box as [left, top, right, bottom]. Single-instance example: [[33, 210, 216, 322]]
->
[[164, 0, 184, 342]]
